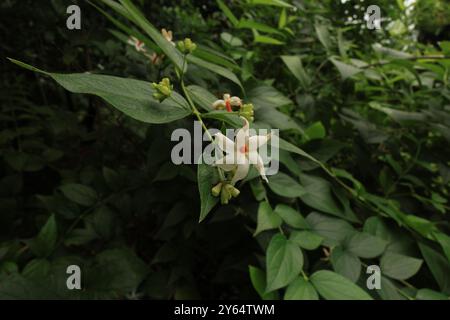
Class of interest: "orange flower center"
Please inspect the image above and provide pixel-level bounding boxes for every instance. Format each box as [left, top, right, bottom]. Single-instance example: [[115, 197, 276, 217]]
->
[[239, 144, 249, 154]]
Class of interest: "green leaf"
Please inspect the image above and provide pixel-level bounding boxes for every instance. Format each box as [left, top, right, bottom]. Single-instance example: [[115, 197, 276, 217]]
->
[[254, 35, 285, 45], [217, 0, 239, 26], [433, 232, 450, 263], [87, 248, 148, 295], [306, 212, 355, 246], [238, 19, 285, 36], [187, 55, 243, 90], [22, 259, 51, 280], [220, 32, 243, 46], [247, 0, 295, 8], [197, 162, 219, 222], [247, 85, 292, 110], [30, 215, 58, 258], [345, 232, 388, 258], [186, 85, 216, 111], [416, 288, 449, 300], [266, 233, 304, 292], [248, 266, 278, 300], [202, 111, 243, 128], [314, 21, 332, 52], [194, 45, 240, 71], [377, 276, 407, 300], [330, 57, 362, 80], [254, 201, 282, 236], [118, 0, 185, 71], [278, 8, 287, 29], [310, 270, 372, 300], [9, 59, 191, 124], [281, 55, 311, 88], [289, 231, 323, 250], [60, 183, 97, 206], [418, 243, 450, 294], [304, 121, 326, 140], [268, 172, 306, 198], [298, 174, 349, 220], [274, 204, 309, 229], [284, 277, 318, 300], [330, 247, 361, 283], [380, 252, 423, 280]]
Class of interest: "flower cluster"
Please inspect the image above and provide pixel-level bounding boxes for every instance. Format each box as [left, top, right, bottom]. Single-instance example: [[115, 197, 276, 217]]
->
[[152, 78, 172, 102], [212, 94, 254, 122]]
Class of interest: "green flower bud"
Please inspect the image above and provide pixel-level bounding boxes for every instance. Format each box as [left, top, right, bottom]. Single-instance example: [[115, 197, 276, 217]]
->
[[220, 186, 231, 204], [211, 183, 223, 197], [177, 38, 197, 54], [152, 77, 172, 102], [225, 184, 240, 198], [239, 103, 255, 122]]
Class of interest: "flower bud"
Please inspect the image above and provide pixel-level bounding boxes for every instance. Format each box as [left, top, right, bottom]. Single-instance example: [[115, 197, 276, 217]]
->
[[152, 77, 172, 102], [211, 182, 223, 197], [239, 103, 255, 122], [220, 186, 232, 204], [225, 184, 240, 198], [177, 38, 197, 54]]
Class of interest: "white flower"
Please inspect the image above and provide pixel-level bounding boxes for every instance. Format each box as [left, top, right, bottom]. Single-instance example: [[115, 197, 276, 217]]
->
[[127, 36, 146, 53], [161, 28, 175, 46], [212, 93, 242, 112], [214, 117, 271, 185]]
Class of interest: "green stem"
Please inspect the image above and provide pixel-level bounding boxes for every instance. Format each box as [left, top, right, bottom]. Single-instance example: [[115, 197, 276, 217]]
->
[[178, 54, 225, 181]]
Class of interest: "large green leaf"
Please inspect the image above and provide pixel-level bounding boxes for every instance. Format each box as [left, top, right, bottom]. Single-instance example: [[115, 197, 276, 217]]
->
[[274, 204, 309, 229], [310, 270, 372, 300], [268, 172, 306, 198], [197, 162, 219, 222], [187, 55, 243, 90], [289, 231, 323, 250], [345, 232, 388, 258], [248, 266, 279, 300], [9, 59, 191, 124], [254, 201, 282, 236], [281, 55, 311, 88], [284, 277, 318, 300], [330, 247, 361, 283], [298, 174, 349, 220], [29, 215, 58, 258], [380, 252, 423, 280], [60, 184, 97, 207], [266, 233, 303, 292], [418, 243, 450, 294], [306, 212, 355, 246]]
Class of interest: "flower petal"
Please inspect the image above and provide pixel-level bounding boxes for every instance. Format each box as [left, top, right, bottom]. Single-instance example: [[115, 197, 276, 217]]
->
[[231, 162, 250, 185], [254, 154, 268, 183], [214, 132, 235, 154], [212, 99, 225, 109], [248, 133, 271, 153]]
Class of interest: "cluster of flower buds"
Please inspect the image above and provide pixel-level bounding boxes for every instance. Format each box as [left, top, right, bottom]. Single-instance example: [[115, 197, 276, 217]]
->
[[177, 38, 197, 54], [239, 103, 254, 122], [212, 182, 240, 204], [152, 78, 172, 102]]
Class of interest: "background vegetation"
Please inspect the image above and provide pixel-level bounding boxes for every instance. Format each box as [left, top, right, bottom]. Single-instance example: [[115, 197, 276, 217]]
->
[[0, 0, 449, 300]]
